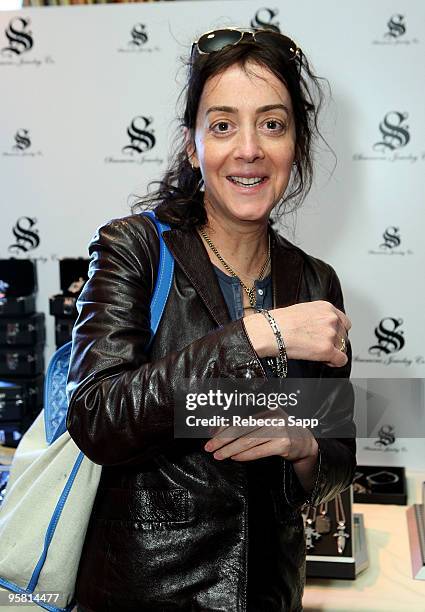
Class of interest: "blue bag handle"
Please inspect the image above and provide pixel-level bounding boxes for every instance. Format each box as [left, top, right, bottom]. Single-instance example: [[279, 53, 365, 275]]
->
[[44, 211, 173, 445]]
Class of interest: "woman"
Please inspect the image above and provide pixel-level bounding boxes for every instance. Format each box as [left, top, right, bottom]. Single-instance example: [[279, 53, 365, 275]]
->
[[67, 28, 356, 612]]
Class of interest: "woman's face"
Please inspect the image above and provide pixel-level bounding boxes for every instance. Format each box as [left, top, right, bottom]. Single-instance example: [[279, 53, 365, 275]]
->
[[189, 61, 296, 226]]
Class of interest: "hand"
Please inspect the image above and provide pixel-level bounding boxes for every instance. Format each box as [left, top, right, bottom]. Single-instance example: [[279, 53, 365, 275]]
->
[[204, 410, 319, 492], [204, 408, 318, 464], [244, 300, 351, 368]]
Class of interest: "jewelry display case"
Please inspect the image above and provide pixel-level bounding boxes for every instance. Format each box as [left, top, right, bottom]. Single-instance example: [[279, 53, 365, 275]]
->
[[353, 465, 407, 505], [305, 487, 369, 579]]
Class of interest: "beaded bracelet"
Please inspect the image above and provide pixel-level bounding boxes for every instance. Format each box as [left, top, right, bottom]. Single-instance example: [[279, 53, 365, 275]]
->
[[257, 308, 288, 378]]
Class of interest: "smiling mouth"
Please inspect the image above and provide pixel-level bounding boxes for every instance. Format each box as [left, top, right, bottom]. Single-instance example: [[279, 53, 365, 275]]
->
[[227, 176, 267, 187]]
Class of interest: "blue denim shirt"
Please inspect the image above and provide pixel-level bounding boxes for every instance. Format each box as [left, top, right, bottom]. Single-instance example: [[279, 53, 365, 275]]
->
[[213, 265, 272, 319], [213, 265, 274, 377]]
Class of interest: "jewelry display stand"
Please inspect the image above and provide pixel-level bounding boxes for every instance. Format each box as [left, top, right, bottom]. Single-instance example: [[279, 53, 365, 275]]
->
[[305, 487, 369, 579], [353, 465, 407, 505], [407, 481, 425, 580]]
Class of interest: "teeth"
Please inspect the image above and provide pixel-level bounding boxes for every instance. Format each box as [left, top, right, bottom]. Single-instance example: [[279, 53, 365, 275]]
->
[[229, 176, 264, 187]]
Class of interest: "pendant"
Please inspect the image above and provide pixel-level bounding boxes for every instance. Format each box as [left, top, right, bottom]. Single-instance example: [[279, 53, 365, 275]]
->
[[333, 521, 350, 554], [315, 513, 331, 535], [304, 518, 321, 550]]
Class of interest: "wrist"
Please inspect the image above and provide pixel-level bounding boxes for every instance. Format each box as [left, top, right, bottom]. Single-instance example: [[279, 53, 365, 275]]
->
[[291, 438, 319, 493], [243, 313, 276, 358]]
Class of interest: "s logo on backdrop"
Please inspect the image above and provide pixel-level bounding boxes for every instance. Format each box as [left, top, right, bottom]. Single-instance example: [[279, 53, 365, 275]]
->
[[373, 111, 410, 152], [104, 116, 163, 165], [372, 13, 419, 45], [8, 217, 40, 255], [2, 129, 42, 158], [362, 424, 404, 455], [1, 17, 33, 57], [380, 227, 401, 250], [375, 425, 396, 448], [117, 22, 160, 53], [129, 23, 148, 47], [122, 116, 156, 155], [250, 8, 280, 32], [385, 14, 406, 39], [0, 17, 54, 67], [13, 129, 31, 151], [369, 318, 405, 357], [355, 318, 424, 368], [353, 110, 425, 163], [368, 226, 413, 256]]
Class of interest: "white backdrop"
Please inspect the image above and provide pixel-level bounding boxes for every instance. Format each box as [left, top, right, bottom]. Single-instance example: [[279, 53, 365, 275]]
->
[[0, 1, 424, 467]]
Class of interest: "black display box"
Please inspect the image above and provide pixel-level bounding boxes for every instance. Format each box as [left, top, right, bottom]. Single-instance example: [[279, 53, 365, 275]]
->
[[0, 377, 42, 421], [0, 295, 36, 317], [0, 422, 24, 448], [0, 374, 44, 413], [0, 380, 25, 422], [55, 317, 74, 347], [20, 373, 44, 412], [0, 346, 44, 376], [353, 465, 407, 505], [59, 258, 89, 296], [49, 295, 78, 319], [0, 259, 37, 297], [0, 312, 46, 346], [49, 258, 88, 322], [0, 259, 38, 317]]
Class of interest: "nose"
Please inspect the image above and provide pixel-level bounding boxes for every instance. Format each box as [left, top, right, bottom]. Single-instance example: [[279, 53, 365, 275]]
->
[[233, 127, 265, 163]]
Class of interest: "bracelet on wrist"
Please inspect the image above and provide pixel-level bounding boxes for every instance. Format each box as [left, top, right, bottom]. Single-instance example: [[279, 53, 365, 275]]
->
[[257, 308, 288, 378]]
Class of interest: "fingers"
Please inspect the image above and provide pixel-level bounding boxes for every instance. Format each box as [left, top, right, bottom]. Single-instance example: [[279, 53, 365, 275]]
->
[[333, 306, 351, 333], [205, 425, 317, 462], [208, 435, 271, 460], [328, 313, 350, 367], [326, 346, 349, 368]]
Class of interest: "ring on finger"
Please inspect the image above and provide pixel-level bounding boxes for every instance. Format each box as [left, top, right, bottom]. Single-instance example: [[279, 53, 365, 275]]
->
[[338, 336, 347, 354]]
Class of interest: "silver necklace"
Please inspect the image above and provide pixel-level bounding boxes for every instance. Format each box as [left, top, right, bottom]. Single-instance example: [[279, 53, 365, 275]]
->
[[333, 494, 350, 554], [303, 505, 321, 550]]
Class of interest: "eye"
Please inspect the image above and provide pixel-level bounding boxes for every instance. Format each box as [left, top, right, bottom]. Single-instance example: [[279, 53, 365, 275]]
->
[[211, 121, 231, 133], [264, 119, 286, 132]]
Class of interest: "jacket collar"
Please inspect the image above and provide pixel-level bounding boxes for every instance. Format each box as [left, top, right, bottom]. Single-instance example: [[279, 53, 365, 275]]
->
[[162, 226, 304, 327]]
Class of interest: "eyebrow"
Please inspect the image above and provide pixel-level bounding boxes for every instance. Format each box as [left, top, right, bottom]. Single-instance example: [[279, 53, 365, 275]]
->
[[205, 104, 290, 116]]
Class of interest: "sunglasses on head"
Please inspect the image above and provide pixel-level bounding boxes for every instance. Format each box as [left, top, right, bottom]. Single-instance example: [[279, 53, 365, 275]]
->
[[191, 27, 303, 74]]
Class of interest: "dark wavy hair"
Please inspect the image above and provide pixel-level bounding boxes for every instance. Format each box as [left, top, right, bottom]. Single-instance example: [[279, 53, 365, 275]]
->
[[132, 29, 327, 230]]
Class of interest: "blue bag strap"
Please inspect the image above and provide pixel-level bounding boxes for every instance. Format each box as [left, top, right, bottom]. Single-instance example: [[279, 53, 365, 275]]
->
[[142, 210, 174, 347], [44, 209, 173, 445]]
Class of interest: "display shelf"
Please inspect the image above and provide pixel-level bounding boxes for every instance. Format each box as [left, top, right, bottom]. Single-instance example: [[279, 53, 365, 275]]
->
[[303, 471, 425, 611]]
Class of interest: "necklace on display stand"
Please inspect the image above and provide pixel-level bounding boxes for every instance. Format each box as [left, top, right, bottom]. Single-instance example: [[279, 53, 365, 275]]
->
[[303, 506, 321, 550], [333, 493, 350, 554], [315, 501, 331, 535]]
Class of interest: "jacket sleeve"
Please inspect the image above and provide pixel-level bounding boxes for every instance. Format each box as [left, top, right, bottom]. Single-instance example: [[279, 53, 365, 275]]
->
[[283, 265, 356, 508], [66, 218, 264, 467]]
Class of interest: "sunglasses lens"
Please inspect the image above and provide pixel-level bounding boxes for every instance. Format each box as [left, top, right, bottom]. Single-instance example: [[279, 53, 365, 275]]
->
[[197, 29, 242, 54], [254, 31, 296, 54]]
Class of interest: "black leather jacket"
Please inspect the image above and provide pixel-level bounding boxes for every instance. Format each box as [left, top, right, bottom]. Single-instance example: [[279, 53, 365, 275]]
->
[[67, 213, 356, 612]]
